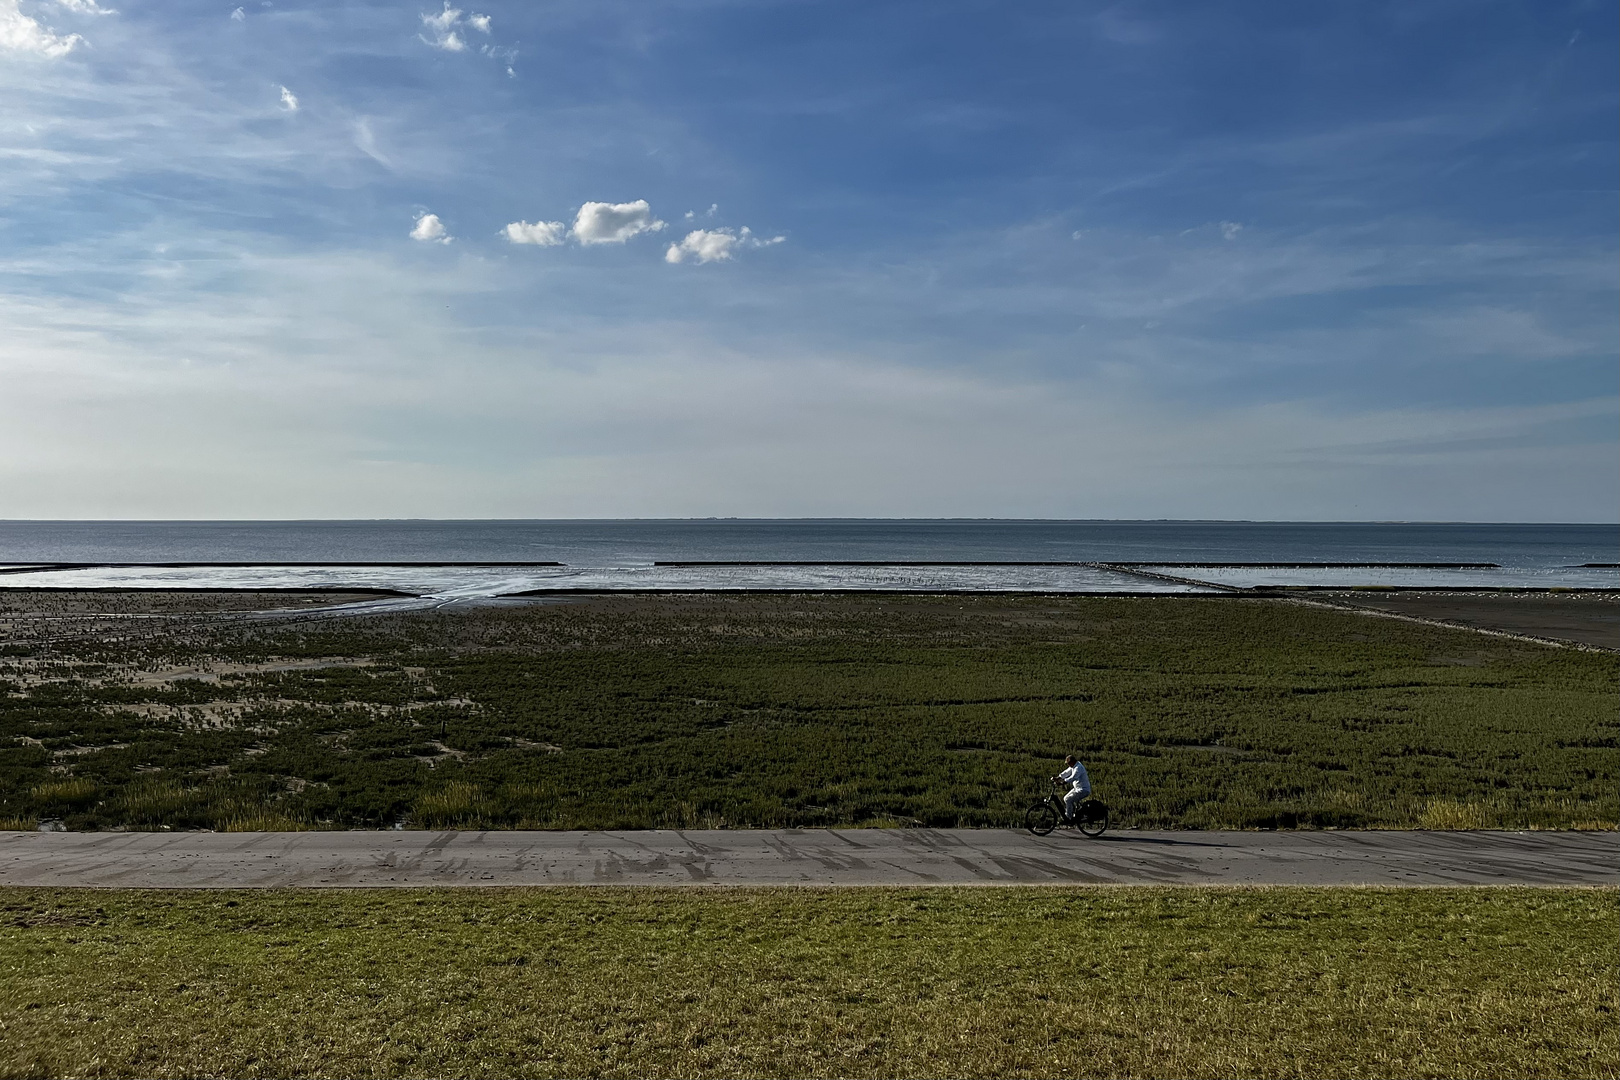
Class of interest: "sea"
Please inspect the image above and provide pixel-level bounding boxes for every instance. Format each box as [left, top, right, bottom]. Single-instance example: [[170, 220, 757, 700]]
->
[[0, 520, 1615, 598]]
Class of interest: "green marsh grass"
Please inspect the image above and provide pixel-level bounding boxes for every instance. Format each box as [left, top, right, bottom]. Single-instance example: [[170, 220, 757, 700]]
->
[[2, 595, 1615, 831], [0, 886, 1613, 1079]]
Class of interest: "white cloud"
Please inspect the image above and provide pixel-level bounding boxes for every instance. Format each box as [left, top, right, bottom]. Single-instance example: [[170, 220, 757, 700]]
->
[[503, 219, 566, 246], [56, 0, 114, 13], [481, 42, 516, 76], [1412, 306, 1589, 359], [665, 229, 736, 265], [410, 212, 451, 243], [278, 85, 298, 112], [420, 4, 510, 69], [666, 226, 785, 265], [230, 6, 244, 20], [420, 2, 465, 51], [353, 118, 388, 166], [1, 0, 83, 57], [1220, 221, 1243, 240], [572, 200, 665, 245]]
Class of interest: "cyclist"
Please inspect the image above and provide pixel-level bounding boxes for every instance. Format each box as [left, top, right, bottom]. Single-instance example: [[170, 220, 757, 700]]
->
[[1054, 754, 1091, 822]]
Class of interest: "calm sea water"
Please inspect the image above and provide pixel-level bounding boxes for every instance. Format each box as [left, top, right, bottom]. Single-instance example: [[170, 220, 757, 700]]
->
[[2, 519, 1615, 566], [0, 520, 1614, 595]]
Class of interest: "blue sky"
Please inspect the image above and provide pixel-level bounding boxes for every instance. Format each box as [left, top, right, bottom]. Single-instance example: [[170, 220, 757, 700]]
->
[[1, 0, 1615, 520]]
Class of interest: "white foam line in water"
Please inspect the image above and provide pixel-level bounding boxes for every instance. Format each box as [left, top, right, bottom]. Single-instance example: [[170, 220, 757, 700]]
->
[[13, 562, 1613, 595], [0, 563, 1216, 595]]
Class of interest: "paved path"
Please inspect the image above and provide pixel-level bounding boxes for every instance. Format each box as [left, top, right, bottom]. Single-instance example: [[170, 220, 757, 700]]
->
[[2, 829, 1614, 888]]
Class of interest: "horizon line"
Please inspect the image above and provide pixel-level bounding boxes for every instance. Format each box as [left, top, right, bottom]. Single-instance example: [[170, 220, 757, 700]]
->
[[1, 518, 1616, 527]]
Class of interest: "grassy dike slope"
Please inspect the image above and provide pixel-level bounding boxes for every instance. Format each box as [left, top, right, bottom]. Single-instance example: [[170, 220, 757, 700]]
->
[[4, 595, 1615, 831], [1, 887, 1614, 1079]]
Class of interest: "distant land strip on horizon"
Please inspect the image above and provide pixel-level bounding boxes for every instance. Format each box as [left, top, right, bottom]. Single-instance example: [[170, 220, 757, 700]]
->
[[0, 561, 1524, 572], [0, 562, 566, 574]]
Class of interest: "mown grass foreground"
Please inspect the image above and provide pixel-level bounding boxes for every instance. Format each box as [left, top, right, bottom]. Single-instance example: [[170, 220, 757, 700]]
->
[[0, 887, 1612, 1079], [3, 593, 1616, 830]]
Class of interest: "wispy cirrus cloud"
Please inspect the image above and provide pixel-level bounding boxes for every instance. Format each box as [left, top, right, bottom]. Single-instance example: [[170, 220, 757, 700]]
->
[[419, 2, 508, 71], [0, 7, 478, 209], [352, 118, 389, 167]]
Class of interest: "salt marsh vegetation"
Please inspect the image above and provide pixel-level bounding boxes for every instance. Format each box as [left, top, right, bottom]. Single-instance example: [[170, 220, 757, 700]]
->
[[1, 593, 1614, 831]]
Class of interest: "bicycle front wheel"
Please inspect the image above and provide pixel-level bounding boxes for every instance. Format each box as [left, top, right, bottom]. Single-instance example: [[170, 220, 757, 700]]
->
[[1077, 799, 1109, 838], [1025, 801, 1060, 836]]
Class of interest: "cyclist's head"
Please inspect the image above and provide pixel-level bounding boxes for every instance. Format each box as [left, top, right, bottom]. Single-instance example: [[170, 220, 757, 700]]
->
[[1064, 754, 1076, 765]]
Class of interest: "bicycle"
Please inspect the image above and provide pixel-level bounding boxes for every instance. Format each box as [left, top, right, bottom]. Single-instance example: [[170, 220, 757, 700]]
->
[[1025, 779, 1109, 837]]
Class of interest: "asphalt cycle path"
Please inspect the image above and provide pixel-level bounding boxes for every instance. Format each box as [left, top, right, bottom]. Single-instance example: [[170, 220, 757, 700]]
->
[[3, 828, 1614, 888]]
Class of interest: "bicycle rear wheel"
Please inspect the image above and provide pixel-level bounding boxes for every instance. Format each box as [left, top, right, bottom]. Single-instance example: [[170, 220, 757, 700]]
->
[[1025, 801, 1060, 836], [1077, 799, 1109, 838]]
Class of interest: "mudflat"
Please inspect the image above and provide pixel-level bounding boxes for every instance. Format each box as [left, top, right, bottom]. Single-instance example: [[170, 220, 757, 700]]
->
[[0, 588, 400, 644], [1321, 590, 1620, 650]]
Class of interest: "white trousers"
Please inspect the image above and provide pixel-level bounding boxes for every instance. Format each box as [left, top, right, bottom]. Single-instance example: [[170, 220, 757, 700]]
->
[[1063, 784, 1091, 817]]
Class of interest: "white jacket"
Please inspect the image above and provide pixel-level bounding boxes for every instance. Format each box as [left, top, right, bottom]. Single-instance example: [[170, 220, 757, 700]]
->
[[1059, 761, 1091, 793]]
